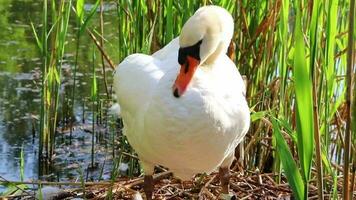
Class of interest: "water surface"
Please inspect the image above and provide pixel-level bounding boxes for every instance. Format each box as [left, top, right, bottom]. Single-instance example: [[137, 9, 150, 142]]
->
[[0, 0, 125, 191]]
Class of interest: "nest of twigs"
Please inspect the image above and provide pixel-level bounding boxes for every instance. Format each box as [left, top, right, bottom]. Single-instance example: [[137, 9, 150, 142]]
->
[[45, 171, 294, 200], [95, 171, 293, 199], [5, 169, 353, 199]]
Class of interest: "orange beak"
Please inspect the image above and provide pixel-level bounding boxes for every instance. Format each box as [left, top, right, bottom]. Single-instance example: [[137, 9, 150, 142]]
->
[[173, 56, 200, 98]]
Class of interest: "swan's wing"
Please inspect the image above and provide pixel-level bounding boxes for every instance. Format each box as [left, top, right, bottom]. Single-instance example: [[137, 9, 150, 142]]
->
[[113, 39, 180, 161], [113, 53, 166, 163], [113, 37, 179, 114], [113, 54, 164, 116], [152, 37, 179, 60]]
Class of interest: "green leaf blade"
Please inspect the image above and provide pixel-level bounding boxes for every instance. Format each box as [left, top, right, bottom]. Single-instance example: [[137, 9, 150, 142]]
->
[[272, 118, 305, 200], [76, 0, 85, 22], [80, 0, 100, 34], [293, 0, 314, 185]]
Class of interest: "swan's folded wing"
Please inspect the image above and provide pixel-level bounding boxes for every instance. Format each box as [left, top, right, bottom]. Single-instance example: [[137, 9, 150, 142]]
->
[[114, 38, 180, 115], [113, 54, 164, 116], [152, 37, 179, 60]]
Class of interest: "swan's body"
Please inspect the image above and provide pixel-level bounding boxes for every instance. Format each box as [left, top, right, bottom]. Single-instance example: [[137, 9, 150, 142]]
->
[[113, 5, 250, 198]]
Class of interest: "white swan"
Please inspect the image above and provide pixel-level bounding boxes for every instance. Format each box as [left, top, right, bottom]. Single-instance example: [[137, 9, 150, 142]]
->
[[113, 5, 250, 199]]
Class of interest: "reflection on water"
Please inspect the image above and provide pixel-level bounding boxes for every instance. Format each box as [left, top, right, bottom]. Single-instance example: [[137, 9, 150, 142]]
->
[[0, 0, 122, 191]]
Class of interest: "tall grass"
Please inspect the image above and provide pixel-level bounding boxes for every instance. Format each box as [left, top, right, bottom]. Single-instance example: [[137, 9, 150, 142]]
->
[[28, 0, 354, 199], [32, 0, 72, 163], [31, 0, 101, 165]]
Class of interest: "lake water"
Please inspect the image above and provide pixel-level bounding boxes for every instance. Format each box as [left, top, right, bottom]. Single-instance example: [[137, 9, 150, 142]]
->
[[0, 0, 126, 191]]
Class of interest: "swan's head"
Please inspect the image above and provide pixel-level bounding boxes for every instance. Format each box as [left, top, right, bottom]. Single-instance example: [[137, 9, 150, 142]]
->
[[173, 6, 234, 98]]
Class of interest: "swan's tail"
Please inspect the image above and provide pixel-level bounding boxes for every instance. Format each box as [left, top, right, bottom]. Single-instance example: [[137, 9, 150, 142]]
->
[[109, 103, 121, 117]]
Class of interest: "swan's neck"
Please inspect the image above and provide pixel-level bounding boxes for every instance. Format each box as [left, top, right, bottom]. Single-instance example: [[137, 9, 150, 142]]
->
[[202, 41, 227, 66]]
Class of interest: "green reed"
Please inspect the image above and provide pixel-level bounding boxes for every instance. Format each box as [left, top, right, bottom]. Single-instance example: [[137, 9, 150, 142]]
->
[[20, 146, 24, 182], [32, 0, 72, 163], [31, 0, 101, 166], [91, 46, 97, 169]]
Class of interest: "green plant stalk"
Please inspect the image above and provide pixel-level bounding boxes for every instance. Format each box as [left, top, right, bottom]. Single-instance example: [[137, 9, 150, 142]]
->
[[309, 0, 324, 198], [324, 0, 339, 150], [99, 0, 110, 99], [91, 46, 97, 169], [42, 0, 72, 161], [278, 0, 289, 115], [38, 183, 43, 200], [165, 0, 173, 44], [116, 2, 122, 60], [312, 79, 324, 199], [20, 145, 24, 182], [272, 118, 304, 200], [50, 0, 60, 160], [46, 0, 57, 160], [32, 0, 72, 163], [91, 96, 95, 169], [293, 0, 314, 197], [343, 0, 355, 198], [274, 0, 289, 184], [53, 0, 72, 156], [49, 0, 58, 160], [108, 155, 122, 200], [39, 0, 48, 163]]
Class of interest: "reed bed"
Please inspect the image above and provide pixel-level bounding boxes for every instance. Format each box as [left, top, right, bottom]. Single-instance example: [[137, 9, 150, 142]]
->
[[0, 0, 355, 199]]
